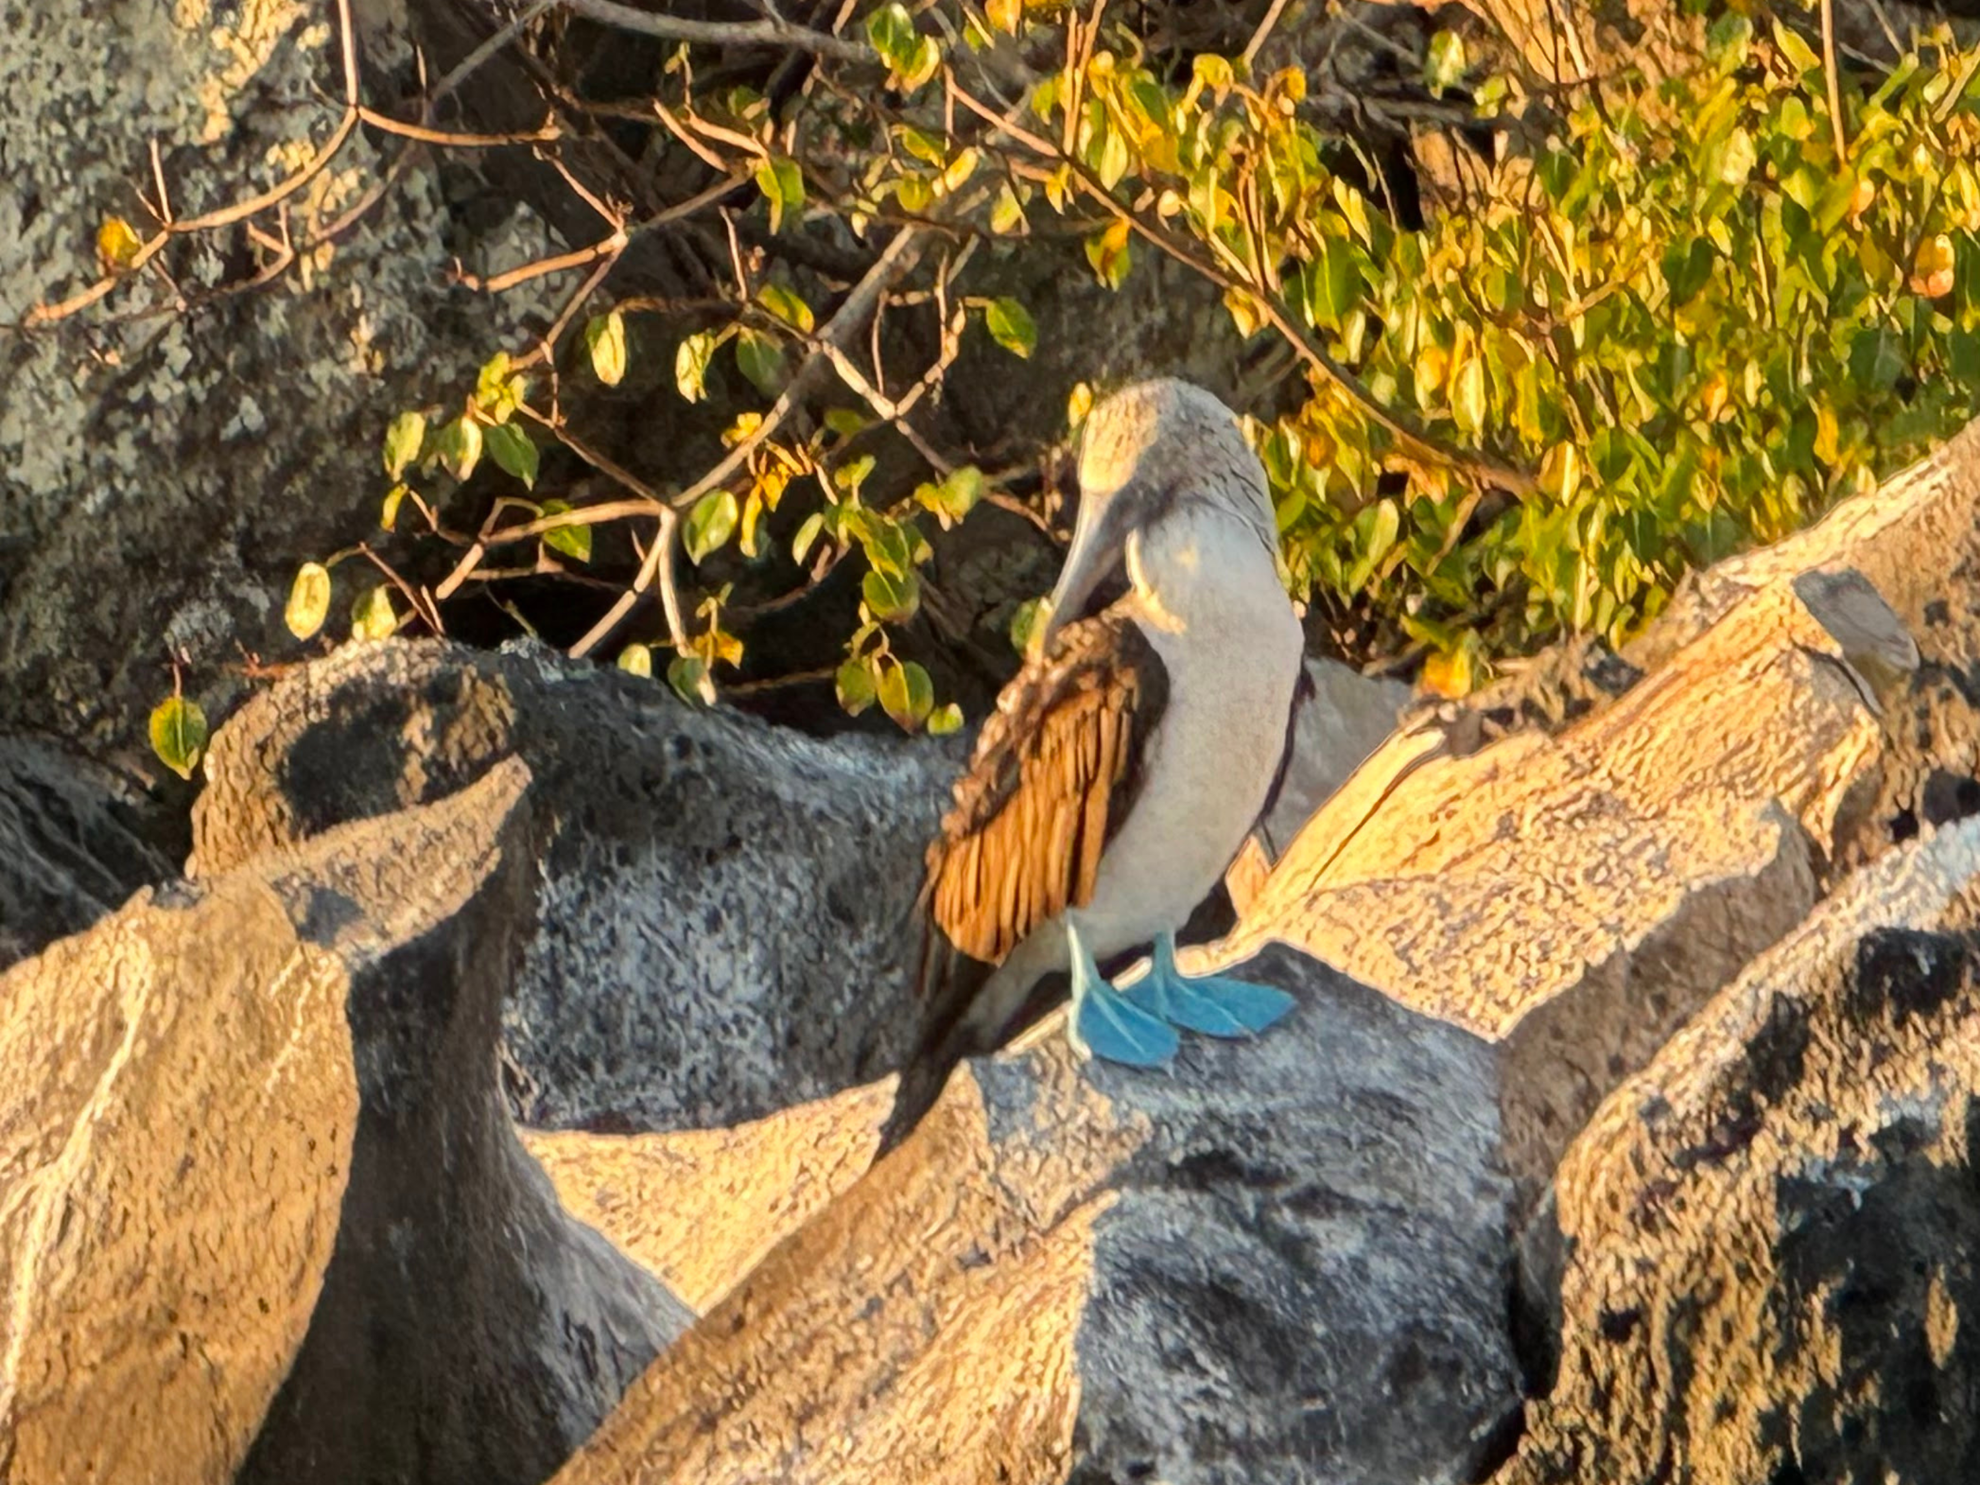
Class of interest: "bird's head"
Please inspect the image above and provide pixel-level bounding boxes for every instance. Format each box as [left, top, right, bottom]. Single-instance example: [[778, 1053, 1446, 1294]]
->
[[1042, 378, 1277, 645]]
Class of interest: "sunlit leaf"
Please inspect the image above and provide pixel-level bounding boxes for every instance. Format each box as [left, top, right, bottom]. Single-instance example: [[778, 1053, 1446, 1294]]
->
[[792, 510, 827, 565], [484, 421, 539, 489], [1009, 595, 1049, 655], [863, 564, 920, 622], [538, 498, 592, 563], [383, 411, 427, 479], [1423, 31, 1466, 97], [668, 653, 714, 705], [878, 658, 935, 731], [381, 482, 410, 532], [754, 156, 806, 232], [675, 330, 718, 403], [585, 311, 628, 386], [149, 695, 208, 782], [757, 281, 815, 332], [986, 297, 1037, 358], [836, 656, 877, 714], [618, 643, 654, 678], [927, 701, 964, 735], [351, 585, 397, 642], [96, 216, 145, 273], [286, 562, 332, 640], [735, 328, 787, 395], [434, 417, 483, 481], [685, 489, 740, 563]]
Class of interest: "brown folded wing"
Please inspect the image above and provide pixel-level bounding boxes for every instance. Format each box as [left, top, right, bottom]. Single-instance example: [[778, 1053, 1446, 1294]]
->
[[924, 613, 1169, 967]]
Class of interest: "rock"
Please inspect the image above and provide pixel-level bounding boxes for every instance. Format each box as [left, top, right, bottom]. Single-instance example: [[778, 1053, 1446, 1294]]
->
[[1256, 656, 1412, 859], [1, 754, 688, 1485], [0, 1, 548, 749], [1221, 571, 1899, 1199], [239, 759, 690, 1485], [553, 944, 1520, 1485], [0, 733, 181, 970], [1498, 817, 1980, 1485], [522, 1081, 892, 1314], [192, 638, 962, 1132]]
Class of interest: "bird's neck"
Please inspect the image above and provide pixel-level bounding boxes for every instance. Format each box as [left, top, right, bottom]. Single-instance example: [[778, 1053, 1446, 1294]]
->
[[1123, 503, 1287, 642]]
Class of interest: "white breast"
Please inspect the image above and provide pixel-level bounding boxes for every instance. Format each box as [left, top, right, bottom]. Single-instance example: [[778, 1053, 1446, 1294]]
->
[[1070, 508, 1304, 960]]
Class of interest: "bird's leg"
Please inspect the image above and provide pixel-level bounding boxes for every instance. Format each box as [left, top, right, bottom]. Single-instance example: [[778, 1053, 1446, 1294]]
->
[[1125, 931, 1295, 1038], [1066, 920, 1180, 1067]]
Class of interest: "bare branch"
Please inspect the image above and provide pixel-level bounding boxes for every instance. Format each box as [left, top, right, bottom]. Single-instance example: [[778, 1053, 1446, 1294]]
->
[[563, 0, 872, 62]]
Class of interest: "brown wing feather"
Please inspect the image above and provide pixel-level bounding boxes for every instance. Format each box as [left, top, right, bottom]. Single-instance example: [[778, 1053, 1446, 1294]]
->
[[923, 612, 1169, 970]]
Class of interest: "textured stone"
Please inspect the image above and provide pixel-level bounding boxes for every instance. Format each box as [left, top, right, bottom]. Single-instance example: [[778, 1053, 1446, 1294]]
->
[[1499, 818, 1980, 1485], [554, 945, 1519, 1485], [0, 0, 548, 749], [239, 759, 689, 1485], [192, 637, 962, 1132], [1220, 573, 1895, 1197], [0, 733, 180, 970]]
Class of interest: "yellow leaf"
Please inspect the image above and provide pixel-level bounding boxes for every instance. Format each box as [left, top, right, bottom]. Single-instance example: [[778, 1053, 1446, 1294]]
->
[[96, 216, 145, 273], [286, 562, 332, 640]]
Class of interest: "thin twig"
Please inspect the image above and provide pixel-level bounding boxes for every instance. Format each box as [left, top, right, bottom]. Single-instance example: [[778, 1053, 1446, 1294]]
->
[[1241, 0, 1296, 70], [1820, 0, 1850, 163], [949, 83, 1538, 495], [564, 0, 871, 61]]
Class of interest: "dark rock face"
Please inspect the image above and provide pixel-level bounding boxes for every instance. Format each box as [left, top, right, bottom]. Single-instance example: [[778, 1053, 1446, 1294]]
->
[[1500, 821, 1980, 1485], [553, 943, 1521, 1485], [193, 638, 963, 1133], [240, 759, 689, 1485], [1036, 946, 1521, 1485], [0, 734, 180, 969]]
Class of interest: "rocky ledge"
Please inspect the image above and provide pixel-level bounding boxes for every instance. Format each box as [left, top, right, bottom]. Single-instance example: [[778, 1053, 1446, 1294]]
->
[[8, 424, 1980, 1482]]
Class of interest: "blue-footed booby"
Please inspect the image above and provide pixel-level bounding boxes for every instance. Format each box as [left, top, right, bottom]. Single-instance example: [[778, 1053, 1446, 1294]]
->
[[877, 378, 1312, 1155]]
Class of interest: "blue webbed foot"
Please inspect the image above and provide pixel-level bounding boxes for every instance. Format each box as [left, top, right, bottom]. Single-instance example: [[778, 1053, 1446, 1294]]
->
[[1067, 922, 1178, 1066], [1125, 933, 1295, 1039]]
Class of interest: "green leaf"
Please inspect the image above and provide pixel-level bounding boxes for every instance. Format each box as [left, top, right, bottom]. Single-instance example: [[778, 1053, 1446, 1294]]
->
[[927, 701, 964, 736], [618, 643, 654, 678], [484, 421, 539, 489], [1848, 325, 1905, 392], [1706, 11, 1751, 71], [1009, 595, 1048, 655], [675, 330, 718, 403], [1773, 18, 1820, 73], [1084, 220, 1132, 291], [434, 416, 483, 481], [757, 281, 815, 332], [1451, 354, 1487, 436], [792, 510, 827, 565], [734, 328, 788, 395], [836, 657, 878, 715], [383, 411, 426, 479], [685, 490, 740, 564], [1423, 30, 1466, 97], [836, 454, 877, 497], [286, 562, 332, 640], [351, 585, 397, 641], [985, 297, 1037, 358], [585, 311, 628, 387], [1660, 237, 1714, 307], [538, 499, 592, 563], [878, 659, 935, 731], [1716, 126, 1756, 186], [475, 352, 522, 423], [668, 653, 712, 705], [1303, 237, 1360, 327], [753, 156, 806, 232], [915, 465, 985, 528], [863, 565, 921, 622], [149, 695, 209, 782]]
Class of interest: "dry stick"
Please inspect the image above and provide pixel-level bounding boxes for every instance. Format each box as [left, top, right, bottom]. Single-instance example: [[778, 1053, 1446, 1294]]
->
[[1820, 0, 1850, 163], [1241, 0, 1297, 70], [568, 222, 929, 659], [356, 107, 561, 148], [24, 0, 364, 327], [948, 84, 1538, 495], [564, 0, 872, 61]]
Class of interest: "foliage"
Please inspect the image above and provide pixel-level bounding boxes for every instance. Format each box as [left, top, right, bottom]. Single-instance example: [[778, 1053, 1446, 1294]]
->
[[81, 0, 1978, 774]]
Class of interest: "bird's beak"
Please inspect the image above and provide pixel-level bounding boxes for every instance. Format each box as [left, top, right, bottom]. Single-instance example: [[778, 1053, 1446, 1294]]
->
[[1042, 496, 1130, 647]]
